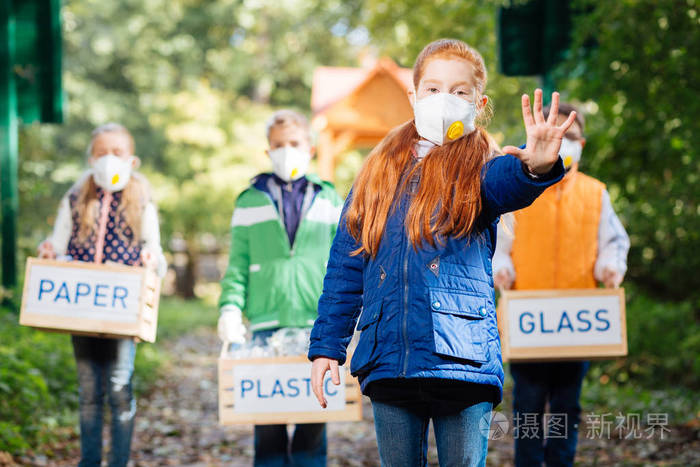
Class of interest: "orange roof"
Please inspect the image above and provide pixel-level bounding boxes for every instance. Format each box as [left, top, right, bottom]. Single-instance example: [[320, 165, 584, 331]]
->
[[311, 58, 413, 115]]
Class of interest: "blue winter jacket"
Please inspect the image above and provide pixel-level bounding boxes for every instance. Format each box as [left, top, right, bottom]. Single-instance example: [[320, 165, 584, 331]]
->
[[308, 154, 565, 404]]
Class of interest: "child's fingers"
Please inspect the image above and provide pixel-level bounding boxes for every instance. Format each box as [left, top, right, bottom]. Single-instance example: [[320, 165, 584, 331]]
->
[[547, 92, 560, 124], [614, 274, 623, 288], [602, 268, 623, 288], [533, 89, 545, 124], [330, 360, 340, 385], [502, 145, 525, 159], [557, 111, 577, 134], [38, 242, 56, 259], [311, 359, 328, 408], [520, 94, 535, 128]]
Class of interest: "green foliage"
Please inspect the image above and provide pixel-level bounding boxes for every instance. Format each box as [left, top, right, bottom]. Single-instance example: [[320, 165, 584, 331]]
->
[[363, 0, 539, 147], [593, 285, 700, 390], [583, 368, 699, 425], [576, 284, 700, 424], [555, 0, 700, 301], [17, 0, 368, 290], [7, 1, 699, 456], [364, 0, 699, 304], [0, 297, 212, 454], [363, 0, 699, 401], [0, 312, 77, 452], [152, 293, 218, 340]]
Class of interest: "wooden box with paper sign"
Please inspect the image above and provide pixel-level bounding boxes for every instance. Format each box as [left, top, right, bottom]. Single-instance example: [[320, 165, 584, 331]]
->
[[218, 348, 363, 425], [19, 257, 161, 342], [496, 288, 627, 362]]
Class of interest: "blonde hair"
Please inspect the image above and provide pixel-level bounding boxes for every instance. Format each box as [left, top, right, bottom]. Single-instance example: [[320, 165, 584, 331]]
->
[[73, 124, 149, 246], [265, 109, 312, 142]]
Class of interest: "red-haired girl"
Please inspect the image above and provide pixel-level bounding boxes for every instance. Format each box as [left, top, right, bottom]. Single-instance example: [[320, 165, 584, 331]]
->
[[308, 39, 576, 466]]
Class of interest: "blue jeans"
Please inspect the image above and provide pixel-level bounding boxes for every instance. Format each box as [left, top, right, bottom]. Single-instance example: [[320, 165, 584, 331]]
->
[[371, 398, 493, 467], [72, 335, 136, 467], [249, 329, 327, 467], [511, 361, 590, 467], [254, 423, 327, 467]]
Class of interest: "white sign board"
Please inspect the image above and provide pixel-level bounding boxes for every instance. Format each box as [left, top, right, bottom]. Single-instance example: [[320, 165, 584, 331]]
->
[[24, 263, 143, 323], [233, 362, 346, 413], [218, 354, 363, 425], [497, 289, 627, 362], [20, 258, 160, 342]]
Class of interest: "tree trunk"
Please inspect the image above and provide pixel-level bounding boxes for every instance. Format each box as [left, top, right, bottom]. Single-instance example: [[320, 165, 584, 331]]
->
[[175, 238, 197, 299]]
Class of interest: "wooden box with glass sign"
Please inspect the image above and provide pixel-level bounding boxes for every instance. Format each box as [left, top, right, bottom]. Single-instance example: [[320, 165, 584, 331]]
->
[[497, 288, 627, 362]]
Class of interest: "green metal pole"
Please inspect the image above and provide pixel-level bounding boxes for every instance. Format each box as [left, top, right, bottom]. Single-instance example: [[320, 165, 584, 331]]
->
[[1, 0, 18, 288]]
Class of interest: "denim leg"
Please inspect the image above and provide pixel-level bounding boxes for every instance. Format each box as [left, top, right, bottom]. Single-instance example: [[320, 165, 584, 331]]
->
[[105, 338, 136, 467], [511, 363, 549, 467], [72, 336, 106, 467], [432, 401, 493, 467], [290, 423, 326, 467], [254, 424, 290, 467], [371, 399, 430, 467], [544, 361, 589, 467]]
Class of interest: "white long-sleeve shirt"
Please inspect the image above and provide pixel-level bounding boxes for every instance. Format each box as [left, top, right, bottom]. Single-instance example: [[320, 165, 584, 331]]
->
[[493, 188, 630, 283], [44, 174, 167, 277]]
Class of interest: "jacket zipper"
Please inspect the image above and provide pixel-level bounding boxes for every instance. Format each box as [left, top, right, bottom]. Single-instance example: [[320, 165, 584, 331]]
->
[[400, 201, 410, 377], [93, 191, 112, 264], [265, 180, 295, 257], [401, 166, 422, 377], [265, 179, 318, 258], [292, 183, 317, 257]]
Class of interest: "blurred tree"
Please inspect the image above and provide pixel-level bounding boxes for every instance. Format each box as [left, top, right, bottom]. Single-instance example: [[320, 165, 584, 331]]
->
[[17, 0, 367, 297], [364, 0, 699, 304], [362, 0, 539, 147], [555, 0, 699, 302], [19, 0, 696, 303]]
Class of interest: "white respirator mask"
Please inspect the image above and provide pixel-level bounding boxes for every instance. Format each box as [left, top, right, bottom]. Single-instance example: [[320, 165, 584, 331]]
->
[[413, 92, 478, 146], [269, 146, 311, 182], [91, 154, 135, 192], [559, 137, 583, 169]]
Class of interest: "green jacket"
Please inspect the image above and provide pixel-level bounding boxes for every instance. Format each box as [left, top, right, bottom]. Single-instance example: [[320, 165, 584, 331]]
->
[[218, 174, 343, 331]]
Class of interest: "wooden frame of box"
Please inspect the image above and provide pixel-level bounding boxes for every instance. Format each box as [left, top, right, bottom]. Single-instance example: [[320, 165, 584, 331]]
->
[[218, 347, 363, 425], [497, 288, 627, 362], [20, 257, 161, 342]]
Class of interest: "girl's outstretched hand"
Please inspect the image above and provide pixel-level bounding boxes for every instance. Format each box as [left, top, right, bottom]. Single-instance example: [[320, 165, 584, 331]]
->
[[503, 89, 577, 175], [311, 357, 340, 408]]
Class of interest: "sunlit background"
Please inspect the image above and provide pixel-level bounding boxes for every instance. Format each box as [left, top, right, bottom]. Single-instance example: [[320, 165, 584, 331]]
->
[[2, 0, 698, 462]]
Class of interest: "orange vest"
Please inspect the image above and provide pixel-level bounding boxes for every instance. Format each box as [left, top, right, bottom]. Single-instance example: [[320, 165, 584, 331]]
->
[[511, 167, 605, 290]]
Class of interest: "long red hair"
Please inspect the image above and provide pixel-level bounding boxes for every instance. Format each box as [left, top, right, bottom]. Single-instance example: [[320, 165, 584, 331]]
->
[[345, 39, 497, 257]]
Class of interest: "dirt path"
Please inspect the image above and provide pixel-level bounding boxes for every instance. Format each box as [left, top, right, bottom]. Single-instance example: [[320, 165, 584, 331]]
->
[[17, 327, 698, 466]]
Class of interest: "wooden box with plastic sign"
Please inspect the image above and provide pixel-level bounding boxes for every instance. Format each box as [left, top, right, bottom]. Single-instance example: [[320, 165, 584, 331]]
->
[[218, 347, 363, 425], [19, 257, 161, 342], [497, 288, 627, 362]]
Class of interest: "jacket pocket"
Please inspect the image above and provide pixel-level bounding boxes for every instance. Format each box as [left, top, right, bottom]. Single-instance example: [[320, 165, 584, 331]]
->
[[429, 288, 490, 364], [350, 299, 383, 376]]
